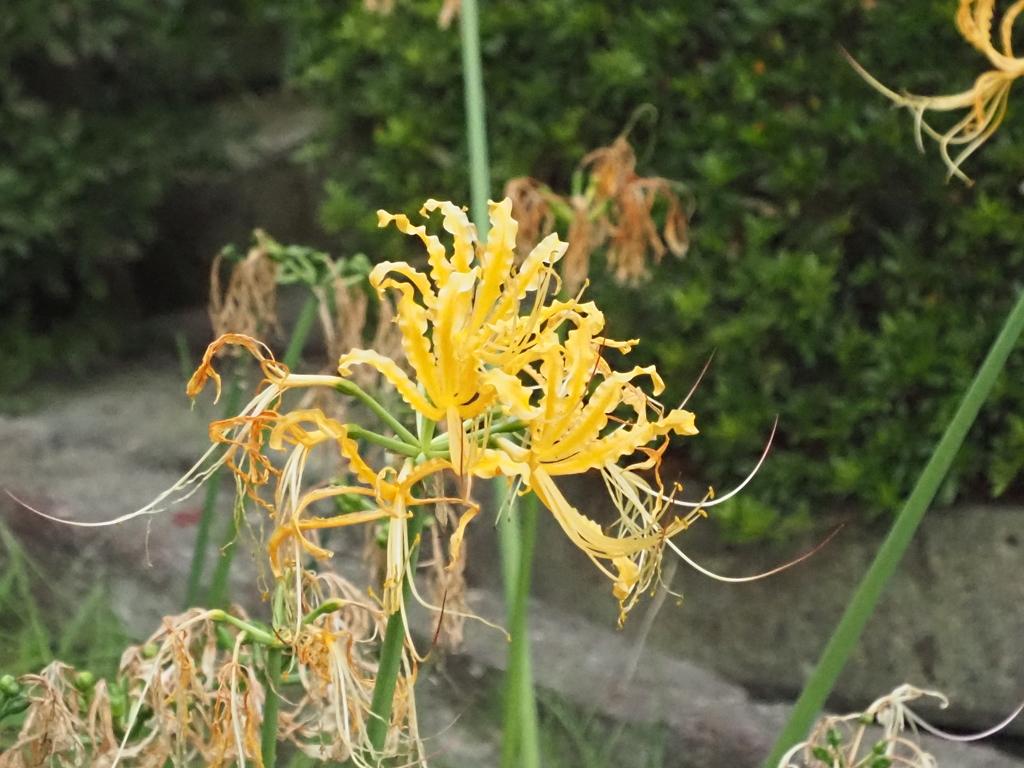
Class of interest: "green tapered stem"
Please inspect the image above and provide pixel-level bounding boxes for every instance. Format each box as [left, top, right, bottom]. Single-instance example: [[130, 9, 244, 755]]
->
[[499, 488, 541, 768], [366, 508, 426, 757], [764, 288, 1024, 768], [184, 358, 245, 608], [261, 646, 283, 768], [205, 296, 320, 609], [460, 0, 491, 230], [459, 2, 540, 763]]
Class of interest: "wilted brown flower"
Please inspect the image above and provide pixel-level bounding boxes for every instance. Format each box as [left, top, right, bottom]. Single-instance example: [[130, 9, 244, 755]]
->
[[209, 231, 279, 345], [505, 134, 689, 296], [605, 175, 689, 287]]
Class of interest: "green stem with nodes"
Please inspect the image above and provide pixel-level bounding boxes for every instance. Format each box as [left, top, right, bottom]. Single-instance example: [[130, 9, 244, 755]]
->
[[763, 288, 1024, 768], [499, 487, 541, 768], [366, 505, 426, 758], [336, 380, 419, 447], [185, 355, 246, 609], [205, 308, 321, 609]]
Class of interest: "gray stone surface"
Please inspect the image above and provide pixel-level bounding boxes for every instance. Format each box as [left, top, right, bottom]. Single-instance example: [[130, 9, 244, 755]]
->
[[515, 474, 1024, 738], [2, 360, 1024, 766]]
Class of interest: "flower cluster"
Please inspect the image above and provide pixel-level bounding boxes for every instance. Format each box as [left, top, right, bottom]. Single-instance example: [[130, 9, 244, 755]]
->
[[186, 197, 701, 624]]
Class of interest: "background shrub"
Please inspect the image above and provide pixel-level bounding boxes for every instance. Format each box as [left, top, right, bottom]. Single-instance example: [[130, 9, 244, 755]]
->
[[0, 0, 283, 390], [290, 0, 1024, 533]]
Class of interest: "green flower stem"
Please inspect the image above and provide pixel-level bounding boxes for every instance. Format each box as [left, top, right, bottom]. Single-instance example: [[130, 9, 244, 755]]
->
[[283, 295, 320, 370], [205, 304, 322, 609], [419, 414, 436, 455], [184, 356, 246, 609], [499, 487, 541, 768], [208, 610, 279, 648], [366, 506, 426, 759], [301, 598, 343, 626], [460, 0, 491, 231], [427, 418, 526, 451], [336, 380, 418, 447], [763, 288, 1024, 768], [261, 646, 283, 768], [349, 425, 423, 458]]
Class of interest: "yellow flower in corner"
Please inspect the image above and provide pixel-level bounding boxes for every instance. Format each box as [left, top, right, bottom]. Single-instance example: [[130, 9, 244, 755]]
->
[[846, 0, 1024, 182]]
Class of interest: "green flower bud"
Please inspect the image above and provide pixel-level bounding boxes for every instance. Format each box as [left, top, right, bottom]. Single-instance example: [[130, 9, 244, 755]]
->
[[0, 675, 20, 697], [73, 671, 96, 691], [141, 643, 159, 659]]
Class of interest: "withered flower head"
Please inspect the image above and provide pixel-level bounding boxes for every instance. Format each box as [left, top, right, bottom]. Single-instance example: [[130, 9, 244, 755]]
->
[[505, 134, 689, 296]]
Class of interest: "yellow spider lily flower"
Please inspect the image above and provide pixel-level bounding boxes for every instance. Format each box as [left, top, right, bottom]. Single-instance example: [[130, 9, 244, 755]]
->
[[468, 307, 700, 618], [846, 0, 1024, 182], [337, 198, 568, 470]]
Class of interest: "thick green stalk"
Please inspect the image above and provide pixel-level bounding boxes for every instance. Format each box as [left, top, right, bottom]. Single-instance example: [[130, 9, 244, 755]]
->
[[366, 507, 426, 757], [261, 647, 283, 768], [184, 357, 245, 608], [206, 298, 320, 608], [460, 0, 491, 230], [458, 3, 541, 762], [499, 489, 541, 768], [763, 289, 1024, 768]]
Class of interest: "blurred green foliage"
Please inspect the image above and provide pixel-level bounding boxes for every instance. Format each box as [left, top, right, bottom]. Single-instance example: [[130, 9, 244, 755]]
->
[[290, 0, 1024, 534], [0, 0, 283, 391]]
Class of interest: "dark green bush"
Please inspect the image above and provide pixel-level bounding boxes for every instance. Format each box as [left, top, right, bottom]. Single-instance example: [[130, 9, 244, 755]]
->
[[0, 1, 284, 390], [291, 0, 1024, 534]]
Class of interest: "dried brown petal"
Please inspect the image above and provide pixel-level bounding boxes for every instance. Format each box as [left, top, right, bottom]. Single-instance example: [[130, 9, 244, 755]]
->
[[504, 177, 555, 260], [363, 0, 395, 14], [562, 194, 595, 296], [209, 231, 279, 347], [581, 136, 637, 203], [438, 0, 461, 28]]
